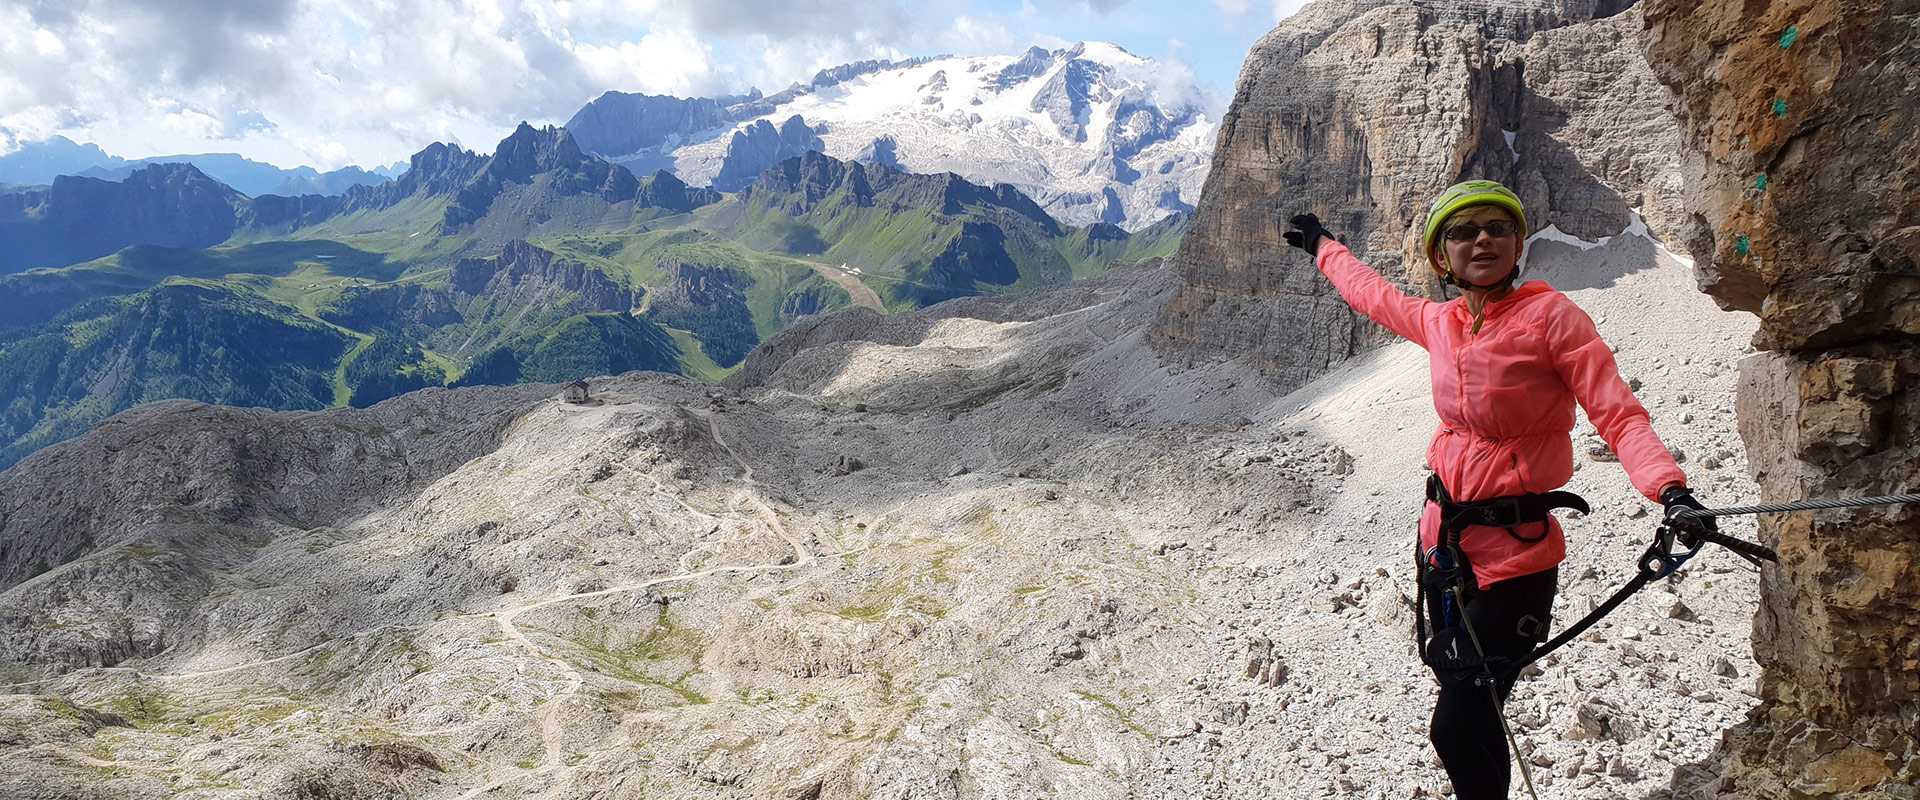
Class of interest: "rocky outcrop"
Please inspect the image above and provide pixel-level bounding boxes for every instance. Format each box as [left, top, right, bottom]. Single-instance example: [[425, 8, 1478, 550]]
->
[[635, 169, 721, 213], [852, 135, 903, 170], [778, 284, 847, 323], [810, 57, 936, 89], [1030, 50, 1110, 142], [1645, 1, 1920, 797], [336, 141, 488, 215], [746, 151, 1058, 233], [0, 163, 250, 272], [443, 123, 642, 230], [644, 260, 758, 368], [448, 240, 634, 312], [0, 384, 555, 666], [563, 92, 734, 161], [747, 150, 883, 208], [1512, 6, 1688, 241], [711, 115, 828, 192], [318, 241, 634, 336], [1151, 0, 1685, 392], [985, 46, 1057, 90]]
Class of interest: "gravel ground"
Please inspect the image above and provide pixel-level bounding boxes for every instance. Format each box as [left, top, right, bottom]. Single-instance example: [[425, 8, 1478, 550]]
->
[[0, 224, 1766, 799]]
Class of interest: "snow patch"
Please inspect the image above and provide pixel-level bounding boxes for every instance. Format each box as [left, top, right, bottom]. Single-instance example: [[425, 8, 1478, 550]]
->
[[1530, 210, 1655, 253], [1528, 224, 1602, 251], [593, 44, 1216, 230]]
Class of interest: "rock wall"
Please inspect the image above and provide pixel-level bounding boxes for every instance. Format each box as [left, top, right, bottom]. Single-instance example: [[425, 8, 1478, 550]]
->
[[0, 163, 251, 272], [449, 240, 635, 313], [1151, 0, 1686, 391], [1644, 1, 1920, 797], [711, 115, 827, 192]]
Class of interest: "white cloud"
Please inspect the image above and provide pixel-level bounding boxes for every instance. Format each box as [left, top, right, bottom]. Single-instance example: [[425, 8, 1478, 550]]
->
[[1, 0, 717, 164], [0, 0, 1245, 167], [573, 30, 728, 98], [1033, 0, 1133, 12], [937, 15, 1021, 54], [1213, 0, 1252, 15], [1271, 0, 1312, 23], [656, 0, 915, 42]]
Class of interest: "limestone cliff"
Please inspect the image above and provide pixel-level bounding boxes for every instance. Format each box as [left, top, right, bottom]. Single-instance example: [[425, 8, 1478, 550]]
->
[[1645, 1, 1920, 797], [1152, 0, 1686, 391]]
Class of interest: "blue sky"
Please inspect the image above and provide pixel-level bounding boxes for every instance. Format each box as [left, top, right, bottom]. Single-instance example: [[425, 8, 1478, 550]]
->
[[0, 0, 1312, 171]]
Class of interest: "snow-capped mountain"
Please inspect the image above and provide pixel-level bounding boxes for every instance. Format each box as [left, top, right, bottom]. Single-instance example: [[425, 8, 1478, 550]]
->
[[564, 42, 1217, 230]]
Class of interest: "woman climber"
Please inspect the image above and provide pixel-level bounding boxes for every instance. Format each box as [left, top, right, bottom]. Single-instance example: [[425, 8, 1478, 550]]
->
[[1282, 181, 1713, 799]]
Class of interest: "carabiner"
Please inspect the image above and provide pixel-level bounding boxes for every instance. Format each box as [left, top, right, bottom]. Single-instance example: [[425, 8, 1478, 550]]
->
[[1637, 524, 1701, 580]]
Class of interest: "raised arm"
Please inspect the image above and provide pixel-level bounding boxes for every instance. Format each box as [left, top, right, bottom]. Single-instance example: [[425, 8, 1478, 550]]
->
[[1544, 296, 1687, 502], [1285, 214, 1434, 348]]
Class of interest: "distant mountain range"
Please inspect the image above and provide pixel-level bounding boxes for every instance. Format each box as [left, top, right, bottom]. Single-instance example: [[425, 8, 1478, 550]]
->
[[0, 42, 1199, 469], [0, 136, 404, 198], [0, 122, 1184, 470], [566, 43, 1216, 230], [1, 42, 1212, 231]]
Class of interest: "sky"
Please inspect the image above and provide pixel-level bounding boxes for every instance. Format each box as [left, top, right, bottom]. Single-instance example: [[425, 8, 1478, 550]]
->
[[0, 0, 1313, 172]]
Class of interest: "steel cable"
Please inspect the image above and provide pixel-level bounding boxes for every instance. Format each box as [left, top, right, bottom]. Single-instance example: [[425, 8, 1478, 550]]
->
[[1670, 493, 1920, 520]]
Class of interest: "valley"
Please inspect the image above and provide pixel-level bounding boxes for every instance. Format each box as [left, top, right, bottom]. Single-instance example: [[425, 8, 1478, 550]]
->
[[0, 134, 1182, 471]]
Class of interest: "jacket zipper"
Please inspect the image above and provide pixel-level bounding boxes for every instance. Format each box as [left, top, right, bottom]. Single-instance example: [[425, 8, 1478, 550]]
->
[[1454, 313, 1479, 485]]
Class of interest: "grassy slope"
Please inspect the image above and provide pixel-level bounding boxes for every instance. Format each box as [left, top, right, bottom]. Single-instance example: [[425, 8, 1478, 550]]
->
[[529, 229, 854, 342], [0, 280, 354, 470], [0, 174, 1183, 467]]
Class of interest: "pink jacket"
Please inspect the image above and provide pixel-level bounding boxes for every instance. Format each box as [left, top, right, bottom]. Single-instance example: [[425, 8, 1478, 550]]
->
[[1315, 241, 1686, 588]]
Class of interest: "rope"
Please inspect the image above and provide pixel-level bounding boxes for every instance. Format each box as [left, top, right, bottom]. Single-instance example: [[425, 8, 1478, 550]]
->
[[1670, 493, 1920, 520], [1449, 584, 1540, 800]]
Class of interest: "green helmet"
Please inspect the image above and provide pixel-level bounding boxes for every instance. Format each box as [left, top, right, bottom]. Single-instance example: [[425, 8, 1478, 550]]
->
[[1422, 180, 1528, 271]]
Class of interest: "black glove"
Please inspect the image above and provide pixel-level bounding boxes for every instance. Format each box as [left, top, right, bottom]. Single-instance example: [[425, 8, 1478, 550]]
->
[[1661, 486, 1718, 535], [1282, 213, 1334, 257]]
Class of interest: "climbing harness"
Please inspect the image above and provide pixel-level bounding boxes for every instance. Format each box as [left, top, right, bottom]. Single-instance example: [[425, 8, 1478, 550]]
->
[[1414, 475, 1590, 674], [1427, 474, 1590, 542], [1415, 487, 1918, 800], [1506, 492, 1920, 680], [1415, 474, 1584, 800]]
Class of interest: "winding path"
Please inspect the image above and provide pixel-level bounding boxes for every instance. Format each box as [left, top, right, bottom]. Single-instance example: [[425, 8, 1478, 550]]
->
[[2, 402, 825, 798], [446, 406, 814, 798], [798, 260, 886, 313]]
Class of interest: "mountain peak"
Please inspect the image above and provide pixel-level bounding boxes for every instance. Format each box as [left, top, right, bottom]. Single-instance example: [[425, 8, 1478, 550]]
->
[[440, 124, 640, 231], [1066, 41, 1145, 66], [487, 122, 588, 180], [564, 44, 1214, 230], [117, 161, 232, 189], [811, 56, 939, 89]]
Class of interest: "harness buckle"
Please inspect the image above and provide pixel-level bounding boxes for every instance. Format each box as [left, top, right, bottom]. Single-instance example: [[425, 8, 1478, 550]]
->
[[1473, 498, 1526, 528]]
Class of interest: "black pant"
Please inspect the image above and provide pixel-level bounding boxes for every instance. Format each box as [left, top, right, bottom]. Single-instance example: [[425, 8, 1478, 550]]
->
[[1426, 566, 1557, 800]]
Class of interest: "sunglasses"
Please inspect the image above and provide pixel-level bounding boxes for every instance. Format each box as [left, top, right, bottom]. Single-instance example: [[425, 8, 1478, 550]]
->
[[1444, 220, 1521, 241]]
